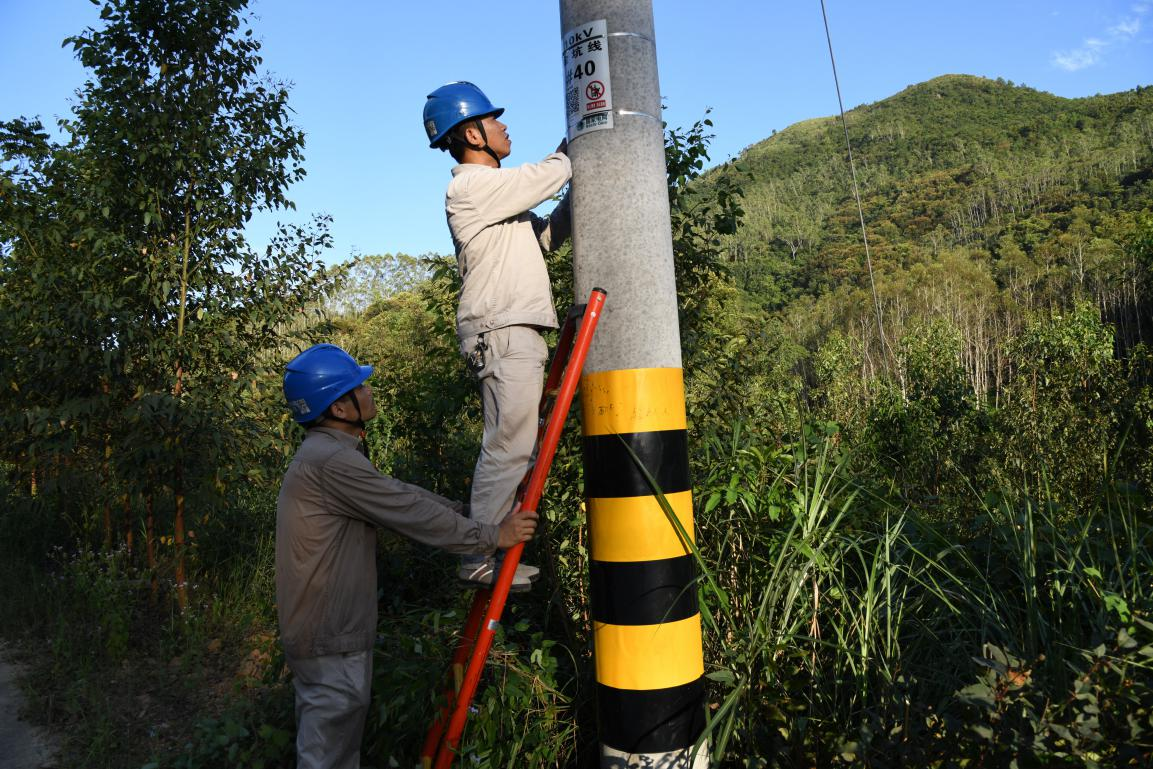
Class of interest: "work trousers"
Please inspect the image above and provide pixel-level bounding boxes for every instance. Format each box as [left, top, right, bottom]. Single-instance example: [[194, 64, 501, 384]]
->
[[460, 325, 547, 560], [288, 649, 373, 769]]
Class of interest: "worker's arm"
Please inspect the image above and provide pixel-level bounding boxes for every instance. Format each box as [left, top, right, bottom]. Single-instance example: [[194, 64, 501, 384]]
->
[[410, 484, 465, 516], [533, 188, 570, 253], [322, 448, 500, 555], [460, 152, 572, 226], [382, 485, 538, 549], [532, 139, 572, 252]]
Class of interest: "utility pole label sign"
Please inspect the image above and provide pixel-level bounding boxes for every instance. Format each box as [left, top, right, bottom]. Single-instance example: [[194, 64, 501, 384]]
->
[[563, 19, 612, 138]]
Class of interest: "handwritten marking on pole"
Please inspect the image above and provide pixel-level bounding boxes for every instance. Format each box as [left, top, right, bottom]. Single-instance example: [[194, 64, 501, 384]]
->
[[563, 19, 612, 138]]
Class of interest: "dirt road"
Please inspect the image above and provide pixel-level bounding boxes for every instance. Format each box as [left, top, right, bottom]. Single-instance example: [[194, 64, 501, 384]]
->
[[0, 643, 58, 769]]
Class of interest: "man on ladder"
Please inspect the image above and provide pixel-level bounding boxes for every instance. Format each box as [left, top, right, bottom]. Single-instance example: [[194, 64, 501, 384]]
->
[[423, 81, 573, 591]]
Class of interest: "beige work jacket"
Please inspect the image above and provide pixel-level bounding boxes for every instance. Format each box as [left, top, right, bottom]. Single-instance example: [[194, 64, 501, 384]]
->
[[445, 152, 572, 340]]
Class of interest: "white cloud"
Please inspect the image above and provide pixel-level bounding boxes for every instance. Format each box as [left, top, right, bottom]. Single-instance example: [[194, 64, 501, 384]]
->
[[1109, 19, 1141, 37], [1051, 7, 1149, 72], [1053, 49, 1100, 72]]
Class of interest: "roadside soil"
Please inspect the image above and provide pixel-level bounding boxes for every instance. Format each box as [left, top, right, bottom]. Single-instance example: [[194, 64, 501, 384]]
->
[[5, 625, 283, 769], [0, 642, 60, 769]]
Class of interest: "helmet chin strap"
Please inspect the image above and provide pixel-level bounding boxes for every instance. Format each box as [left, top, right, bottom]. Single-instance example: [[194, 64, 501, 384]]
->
[[321, 389, 366, 430], [474, 120, 502, 167], [461, 118, 501, 167]]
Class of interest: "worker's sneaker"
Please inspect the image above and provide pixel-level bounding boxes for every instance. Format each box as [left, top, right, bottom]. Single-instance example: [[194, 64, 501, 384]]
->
[[458, 559, 538, 591], [513, 562, 540, 581], [493, 549, 540, 582]]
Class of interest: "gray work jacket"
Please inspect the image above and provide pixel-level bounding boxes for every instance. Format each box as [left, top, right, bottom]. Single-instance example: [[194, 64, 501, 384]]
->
[[275, 427, 499, 660]]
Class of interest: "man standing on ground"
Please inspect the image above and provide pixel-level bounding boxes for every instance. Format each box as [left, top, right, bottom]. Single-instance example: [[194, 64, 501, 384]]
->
[[422, 81, 572, 590], [276, 343, 538, 769]]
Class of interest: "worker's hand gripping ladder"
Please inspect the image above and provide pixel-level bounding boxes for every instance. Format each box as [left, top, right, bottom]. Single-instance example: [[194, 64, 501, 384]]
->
[[421, 288, 607, 769]]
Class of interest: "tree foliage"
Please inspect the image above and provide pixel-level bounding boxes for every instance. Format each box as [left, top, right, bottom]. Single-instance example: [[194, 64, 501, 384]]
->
[[0, 0, 335, 605]]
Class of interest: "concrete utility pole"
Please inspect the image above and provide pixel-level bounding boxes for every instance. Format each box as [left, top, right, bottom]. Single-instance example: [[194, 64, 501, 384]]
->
[[559, 2, 707, 767]]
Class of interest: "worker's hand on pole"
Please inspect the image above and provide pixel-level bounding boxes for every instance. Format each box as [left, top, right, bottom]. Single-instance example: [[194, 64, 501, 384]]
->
[[497, 503, 538, 548], [555, 138, 568, 155]]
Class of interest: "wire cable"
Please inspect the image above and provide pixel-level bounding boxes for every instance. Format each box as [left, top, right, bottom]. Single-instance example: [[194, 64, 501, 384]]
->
[[819, 0, 891, 365]]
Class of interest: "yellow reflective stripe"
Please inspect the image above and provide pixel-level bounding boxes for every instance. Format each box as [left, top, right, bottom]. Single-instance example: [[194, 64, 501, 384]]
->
[[589, 491, 695, 562], [594, 615, 704, 690], [581, 368, 687, 436]]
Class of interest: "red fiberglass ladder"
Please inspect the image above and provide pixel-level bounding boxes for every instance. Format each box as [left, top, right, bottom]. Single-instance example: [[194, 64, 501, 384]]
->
[[420, 287, 606, 769]]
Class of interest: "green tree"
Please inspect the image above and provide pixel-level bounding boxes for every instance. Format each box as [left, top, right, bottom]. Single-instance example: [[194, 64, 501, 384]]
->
[[994, 304, 1124, 511], [665, 111, 748, 344], [328, 252, 435, 315], [336, 265, 477, 496], [865, 319, 982, 507], [0, 0, 335, 608]]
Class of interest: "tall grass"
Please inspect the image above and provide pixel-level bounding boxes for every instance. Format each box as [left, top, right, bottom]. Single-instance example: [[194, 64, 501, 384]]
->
[[4, 417, 1148, 767], [690, 422, 1153, 766]]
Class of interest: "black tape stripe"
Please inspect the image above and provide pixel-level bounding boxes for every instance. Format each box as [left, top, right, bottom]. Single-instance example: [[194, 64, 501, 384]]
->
[[583, 429, 690, 499], [597, 678, 706, 755], [590, 555, 698, 626]]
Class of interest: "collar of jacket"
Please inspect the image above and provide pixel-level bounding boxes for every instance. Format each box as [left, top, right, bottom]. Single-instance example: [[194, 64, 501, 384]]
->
[[306, 426, 362, 448]]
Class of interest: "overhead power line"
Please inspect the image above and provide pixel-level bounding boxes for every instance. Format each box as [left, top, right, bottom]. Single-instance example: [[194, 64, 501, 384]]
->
[[819, 0, 891, 366]]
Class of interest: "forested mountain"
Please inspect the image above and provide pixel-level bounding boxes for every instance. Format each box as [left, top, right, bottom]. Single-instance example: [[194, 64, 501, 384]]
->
[[706, 75, 1152, 395]]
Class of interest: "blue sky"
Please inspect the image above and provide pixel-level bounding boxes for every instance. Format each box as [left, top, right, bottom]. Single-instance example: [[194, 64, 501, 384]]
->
[[2, 1, 1150, 264]]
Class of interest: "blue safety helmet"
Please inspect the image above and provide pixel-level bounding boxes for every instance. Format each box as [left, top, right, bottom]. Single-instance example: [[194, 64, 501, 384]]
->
[[283, 344, 373, 424], [423, 81, 504, 149]]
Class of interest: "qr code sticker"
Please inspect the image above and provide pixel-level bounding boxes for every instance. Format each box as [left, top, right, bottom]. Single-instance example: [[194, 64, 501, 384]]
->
[[566, 86, 579, 115]]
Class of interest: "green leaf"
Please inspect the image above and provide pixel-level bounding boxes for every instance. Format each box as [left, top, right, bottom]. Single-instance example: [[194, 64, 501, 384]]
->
[[969, 723, 994, 741], [957, 682, 995, 708], [705, 669, 735, 684]]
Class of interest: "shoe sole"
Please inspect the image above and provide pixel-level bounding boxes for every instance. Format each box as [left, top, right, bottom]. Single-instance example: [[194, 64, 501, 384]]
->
[[457, 568, 541, 583], [458, 579, 533, 593]]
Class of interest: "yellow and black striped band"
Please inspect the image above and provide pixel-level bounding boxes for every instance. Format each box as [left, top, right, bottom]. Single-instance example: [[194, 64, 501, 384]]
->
[[581, 367, 705, 754]]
